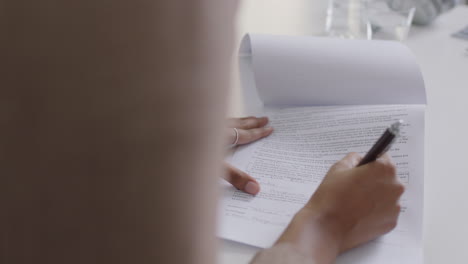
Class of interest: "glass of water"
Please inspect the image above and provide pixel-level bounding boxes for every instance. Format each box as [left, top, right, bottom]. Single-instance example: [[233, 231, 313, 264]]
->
[[365, 0, 416, 41], [325, 0, 371, 39], [325, 0, 416, 41]]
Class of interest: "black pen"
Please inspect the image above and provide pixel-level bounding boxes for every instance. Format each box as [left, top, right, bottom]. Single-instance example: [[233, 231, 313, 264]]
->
[[357, 120, 403, 166]]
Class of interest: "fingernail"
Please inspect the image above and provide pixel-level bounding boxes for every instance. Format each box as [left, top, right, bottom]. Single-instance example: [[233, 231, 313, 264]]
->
[[264, 127, 274, 134], [244, 181, 260, 195]]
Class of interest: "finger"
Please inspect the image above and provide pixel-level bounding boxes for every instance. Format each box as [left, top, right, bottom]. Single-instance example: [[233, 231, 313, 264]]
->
[[377, 153, 392, 163], [226, 128, 238, 146], [223, 163, 260, 195], [376, 204, 402, 234], [237, 127, 274, 145], [226, 117, 248, 128], [330, 152, 362, 171], [372, 154, 397, 179], [227, 116, 269, 130]]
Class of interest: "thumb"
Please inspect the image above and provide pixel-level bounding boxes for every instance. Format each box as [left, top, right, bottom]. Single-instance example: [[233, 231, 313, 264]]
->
[[330, 152, 362, 172], [223, 163, 260, 195]]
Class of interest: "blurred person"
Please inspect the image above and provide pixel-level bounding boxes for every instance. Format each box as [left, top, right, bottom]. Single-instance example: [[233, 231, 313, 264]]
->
[[2, 1, 404, 264]]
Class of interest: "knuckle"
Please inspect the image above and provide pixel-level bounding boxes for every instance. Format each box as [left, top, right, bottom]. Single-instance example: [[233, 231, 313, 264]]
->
[[344, 152, 359, 161], [382, 220, 398, 234], [372, 160, 385, 170], [242, 117, 260, 128], [329, 164, 338, 172], [328, 164, 338, 172], [388, 220, 398, 231], [349, 152, 362, 165], [347, 152, 361, 162], [387, 163, 397, 176], [330, 160, 345, 171], [237, 130, 247, 141], [252, 129, 261, 137], [241, 119, 250, 127], [240, 130, 251, 141], [376, 160, 396, 177], [395, 183, 405, 196], [395, 204, 402, 213], [252, 118, 260, 127], [380, 153, 393, 164], [261, 128, 272, 136]]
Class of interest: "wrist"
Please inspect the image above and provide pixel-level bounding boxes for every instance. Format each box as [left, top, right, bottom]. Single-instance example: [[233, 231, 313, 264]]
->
[[276, 208, 344, 264]]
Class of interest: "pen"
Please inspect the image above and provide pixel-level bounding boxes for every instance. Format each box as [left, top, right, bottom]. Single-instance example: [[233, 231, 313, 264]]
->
[[357, 120, 403, 167]]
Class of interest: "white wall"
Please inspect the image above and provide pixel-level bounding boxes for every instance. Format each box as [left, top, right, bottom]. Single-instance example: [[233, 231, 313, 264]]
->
[[236, 0, 328, 37]]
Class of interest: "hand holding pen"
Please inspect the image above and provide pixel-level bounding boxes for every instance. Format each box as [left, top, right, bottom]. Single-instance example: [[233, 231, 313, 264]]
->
[[358, 120, 403, 167]]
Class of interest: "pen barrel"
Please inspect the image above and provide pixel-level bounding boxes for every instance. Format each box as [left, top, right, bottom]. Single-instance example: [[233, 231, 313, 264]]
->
[[358, 129, 396, 166]]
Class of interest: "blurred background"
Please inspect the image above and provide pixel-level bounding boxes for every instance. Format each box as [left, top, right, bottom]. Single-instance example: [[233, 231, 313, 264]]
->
[[235, 0, 467, 38], [236, 1, 328, 42], [229, 0, 468, 116]]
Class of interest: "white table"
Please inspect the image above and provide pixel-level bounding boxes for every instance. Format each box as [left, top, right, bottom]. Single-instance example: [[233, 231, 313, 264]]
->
[[221, 6, 468, 264]]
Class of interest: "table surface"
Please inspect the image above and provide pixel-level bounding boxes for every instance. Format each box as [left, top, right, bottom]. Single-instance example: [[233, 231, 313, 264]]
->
[[220, 5, 468, 264]]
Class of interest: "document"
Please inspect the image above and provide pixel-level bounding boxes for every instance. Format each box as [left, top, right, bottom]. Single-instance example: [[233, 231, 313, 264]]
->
[[240, 34, 425, 112], [219, 34, 426, 264], [219, 105, 424, 264]]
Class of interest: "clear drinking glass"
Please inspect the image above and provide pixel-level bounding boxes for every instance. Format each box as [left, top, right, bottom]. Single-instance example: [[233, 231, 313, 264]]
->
[[325, 0, 371, 39], [365, 0, 416, 41], [325, 0, 416, 41]]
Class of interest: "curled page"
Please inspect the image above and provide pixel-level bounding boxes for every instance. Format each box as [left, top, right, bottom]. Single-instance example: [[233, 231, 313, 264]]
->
[[240, 34, 426, 107]]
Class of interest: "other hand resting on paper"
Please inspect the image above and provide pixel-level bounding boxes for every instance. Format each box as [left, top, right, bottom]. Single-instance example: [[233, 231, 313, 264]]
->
[[274, 153, 404, 264], [223, 116, 273, 195]]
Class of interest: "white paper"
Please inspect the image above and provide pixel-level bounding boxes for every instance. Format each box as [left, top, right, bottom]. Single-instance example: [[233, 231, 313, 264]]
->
[[240, 34, 426, 107], [223, 33, 426, 263], [219, 105, 424, 264]]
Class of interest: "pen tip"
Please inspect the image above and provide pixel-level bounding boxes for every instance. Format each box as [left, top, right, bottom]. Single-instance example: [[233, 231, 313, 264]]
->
[[390, 120, 403, 135]]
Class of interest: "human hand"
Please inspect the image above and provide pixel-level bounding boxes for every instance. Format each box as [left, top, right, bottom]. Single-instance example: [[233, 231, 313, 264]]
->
[[223, 116, 273, 195], [226, 116, 273, 147], [276, 153, 404, 263]]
